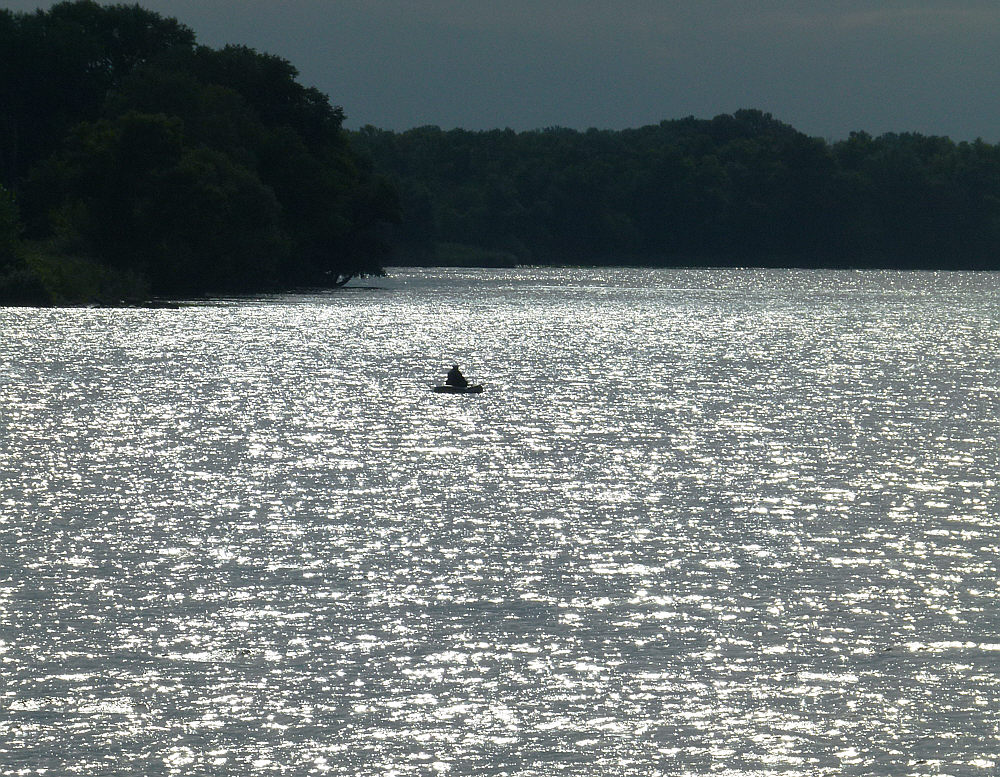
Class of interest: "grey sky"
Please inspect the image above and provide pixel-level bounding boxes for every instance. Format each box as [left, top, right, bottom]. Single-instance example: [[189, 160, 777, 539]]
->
[[7, 0, 1000, 140]]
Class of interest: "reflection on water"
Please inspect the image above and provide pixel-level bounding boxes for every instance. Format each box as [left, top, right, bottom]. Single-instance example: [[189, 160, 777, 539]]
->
[[1, 267, 998, 775]]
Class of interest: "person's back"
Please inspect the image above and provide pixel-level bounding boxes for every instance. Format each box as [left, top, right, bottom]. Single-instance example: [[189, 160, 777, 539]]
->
[[446, 364, 468, 388]]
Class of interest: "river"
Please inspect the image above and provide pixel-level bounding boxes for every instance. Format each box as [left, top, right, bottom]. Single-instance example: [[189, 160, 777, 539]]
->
[[1, 267, 998, 775]]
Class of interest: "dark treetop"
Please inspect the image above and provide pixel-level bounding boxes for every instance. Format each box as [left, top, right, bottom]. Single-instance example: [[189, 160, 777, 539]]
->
[[0, 1, 398, 305], [351, 112, 1000, 271]]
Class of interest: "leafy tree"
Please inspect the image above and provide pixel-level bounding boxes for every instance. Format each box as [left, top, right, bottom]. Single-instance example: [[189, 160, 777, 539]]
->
[[102, 42, 398, 285], [353, 111, 1000, 270], [30, 111, 287, 294], [0, 185, 18, 266], [3, 1, 398, 302], [0, 1, 194, 190]]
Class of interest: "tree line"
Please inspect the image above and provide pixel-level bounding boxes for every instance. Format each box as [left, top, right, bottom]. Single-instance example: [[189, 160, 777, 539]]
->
[[351, 112, 1000, 270], [0, 1, 398, 305], [3, 3, 997, 307]]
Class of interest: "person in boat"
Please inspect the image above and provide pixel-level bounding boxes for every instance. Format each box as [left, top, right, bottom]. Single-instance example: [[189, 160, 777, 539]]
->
[[445, 364, 469, 388]]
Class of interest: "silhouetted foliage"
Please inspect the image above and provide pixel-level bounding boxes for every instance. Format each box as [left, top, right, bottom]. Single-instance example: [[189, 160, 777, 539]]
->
[[1, 1, 398, 303], [0, 186, 17, 265], [0, 186, 45, 304], [352, 110, 1000, 269], [3, 1, 997, 306], [0, 2, 194, 189]]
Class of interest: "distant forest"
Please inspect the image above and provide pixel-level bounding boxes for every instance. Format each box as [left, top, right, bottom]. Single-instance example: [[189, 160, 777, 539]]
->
[[352, 115, 1000, 270], [2, 4, 999, 306], [0, 1, 398, 305]]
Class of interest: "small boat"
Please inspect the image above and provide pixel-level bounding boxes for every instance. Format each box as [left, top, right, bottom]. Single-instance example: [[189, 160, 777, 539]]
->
[[432, 384, 484, 394]]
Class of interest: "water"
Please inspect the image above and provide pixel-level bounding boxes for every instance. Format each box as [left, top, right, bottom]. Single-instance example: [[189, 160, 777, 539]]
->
[[1, 267, 998, 776]]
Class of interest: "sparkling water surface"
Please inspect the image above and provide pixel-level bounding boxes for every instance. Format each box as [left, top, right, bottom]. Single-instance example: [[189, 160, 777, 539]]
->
[[1, 267, 999, 776]]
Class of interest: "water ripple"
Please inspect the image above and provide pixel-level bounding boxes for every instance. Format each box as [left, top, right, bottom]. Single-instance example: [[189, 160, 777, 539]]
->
[[1, 267, 998, 775]]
